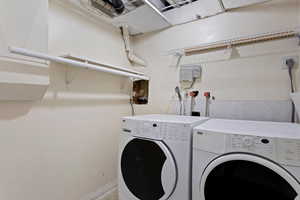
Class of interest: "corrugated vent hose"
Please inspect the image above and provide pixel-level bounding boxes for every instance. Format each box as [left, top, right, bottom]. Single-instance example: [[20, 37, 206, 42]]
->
[[109, 0, 125, 14], [91, 0, 124, 16]]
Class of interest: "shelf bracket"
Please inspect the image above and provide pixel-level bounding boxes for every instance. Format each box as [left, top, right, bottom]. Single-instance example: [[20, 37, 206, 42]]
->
[[64, 65, 77, 86]]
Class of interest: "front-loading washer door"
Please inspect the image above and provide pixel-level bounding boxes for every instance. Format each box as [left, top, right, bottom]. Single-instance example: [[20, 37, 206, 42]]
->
[[200, 154, 300, 200], [121, 138, 177, 200]]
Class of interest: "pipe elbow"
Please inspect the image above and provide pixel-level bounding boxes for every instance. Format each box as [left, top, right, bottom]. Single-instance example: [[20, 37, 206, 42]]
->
[[127, 52, 146, 66]]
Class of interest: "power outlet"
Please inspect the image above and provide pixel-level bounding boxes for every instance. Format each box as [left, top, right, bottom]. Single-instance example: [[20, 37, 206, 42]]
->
[[282, 55, 299, 69]]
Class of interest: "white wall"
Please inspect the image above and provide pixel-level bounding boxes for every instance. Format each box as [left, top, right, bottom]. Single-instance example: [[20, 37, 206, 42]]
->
[[0, 1, 132, 200], [0, 0, 49, 101], [0, 1, 299, 200], [133, 0, 300, 119]]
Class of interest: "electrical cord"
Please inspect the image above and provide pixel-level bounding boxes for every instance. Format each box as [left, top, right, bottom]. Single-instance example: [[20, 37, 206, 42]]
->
[[129, 79, 135, 116], [130, 98, 135, 116], [175, 86, 183, 115], [286, 59, 296, 123], [288, 64, 295, 93], [175, 54, 183, 68]]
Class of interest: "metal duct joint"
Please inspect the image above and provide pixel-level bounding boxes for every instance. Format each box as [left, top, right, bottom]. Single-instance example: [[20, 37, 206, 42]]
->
[[91, 0, 125, 16], [110, 0, 125, 14]]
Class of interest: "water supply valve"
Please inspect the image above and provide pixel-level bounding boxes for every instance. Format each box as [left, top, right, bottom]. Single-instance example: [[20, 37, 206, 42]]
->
[[204, 92, 211, 98]]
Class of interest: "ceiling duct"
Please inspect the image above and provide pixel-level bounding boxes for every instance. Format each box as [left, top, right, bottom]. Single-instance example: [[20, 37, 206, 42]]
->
[[90, 0, 118, 17], [81, 0, 146, 18], [110, 0, 125, 14]]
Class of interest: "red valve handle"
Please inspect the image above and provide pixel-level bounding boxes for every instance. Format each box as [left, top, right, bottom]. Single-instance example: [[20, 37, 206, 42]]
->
[[204, 92, 211, 98]]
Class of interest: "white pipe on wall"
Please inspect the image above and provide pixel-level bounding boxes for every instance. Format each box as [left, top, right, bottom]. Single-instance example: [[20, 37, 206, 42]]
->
[[9, 47, 149, 80], [121, 25, 147, 66], [44, 92, 130, 101]]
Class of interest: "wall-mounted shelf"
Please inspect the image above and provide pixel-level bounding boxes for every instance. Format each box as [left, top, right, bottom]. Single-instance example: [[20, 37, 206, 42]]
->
[[9, 47, 149, 80], [0, 56, 49, 101], [184, 31, 300, 55], [167, 30, 300, 56], [0, 0, 49, 101]]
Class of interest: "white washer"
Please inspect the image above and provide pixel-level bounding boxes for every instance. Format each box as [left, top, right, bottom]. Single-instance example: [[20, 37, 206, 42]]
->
[[192, 119, 300, 200], [119, 114, 208, 200]]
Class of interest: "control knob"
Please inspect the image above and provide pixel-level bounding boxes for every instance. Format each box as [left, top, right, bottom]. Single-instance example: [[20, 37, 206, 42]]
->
[[242, 137, 254, 147]]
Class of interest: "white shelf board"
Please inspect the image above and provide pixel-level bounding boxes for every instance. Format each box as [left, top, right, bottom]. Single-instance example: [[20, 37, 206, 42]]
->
[[0, 57, 49, 101]]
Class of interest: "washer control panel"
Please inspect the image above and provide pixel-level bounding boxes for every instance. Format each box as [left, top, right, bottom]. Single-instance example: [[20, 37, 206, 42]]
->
[[138, 121, 162, 140], [228, 135, 275, 159], [162, 123, 190, 141], [122, 119, 190, 141]]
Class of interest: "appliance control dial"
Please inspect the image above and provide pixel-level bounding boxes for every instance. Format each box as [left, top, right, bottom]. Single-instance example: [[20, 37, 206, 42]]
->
[[242, 136, 254, 147]]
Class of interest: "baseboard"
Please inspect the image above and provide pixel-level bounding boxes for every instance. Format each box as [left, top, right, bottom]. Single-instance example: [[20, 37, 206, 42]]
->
[[80, 180, 118, 200]]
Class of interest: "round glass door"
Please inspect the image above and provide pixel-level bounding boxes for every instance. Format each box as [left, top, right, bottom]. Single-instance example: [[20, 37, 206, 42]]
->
[[201, 154, 300, 200], [121, 138, 177, 200]]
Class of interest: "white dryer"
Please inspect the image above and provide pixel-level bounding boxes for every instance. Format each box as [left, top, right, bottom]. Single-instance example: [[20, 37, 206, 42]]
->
[[119, 114, 208, 200], [192, 119, 300, 200]]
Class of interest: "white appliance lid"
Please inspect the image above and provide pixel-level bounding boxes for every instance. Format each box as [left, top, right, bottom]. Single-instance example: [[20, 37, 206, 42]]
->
[[194, 119, 300, 139], [123, 114, 208, 124]]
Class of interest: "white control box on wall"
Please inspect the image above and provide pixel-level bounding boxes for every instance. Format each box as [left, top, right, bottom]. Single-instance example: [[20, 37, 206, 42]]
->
[[0, 0, 49, 100], [180, 64, 201, 82]]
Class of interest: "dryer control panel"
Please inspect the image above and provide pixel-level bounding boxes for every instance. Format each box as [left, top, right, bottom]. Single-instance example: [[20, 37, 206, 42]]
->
[[193, 131, 275, 159], [228, 135, 300, 166], [277, 139, 300, 166], [228, 135, 275, 159], [193, 130, 300, 167]]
